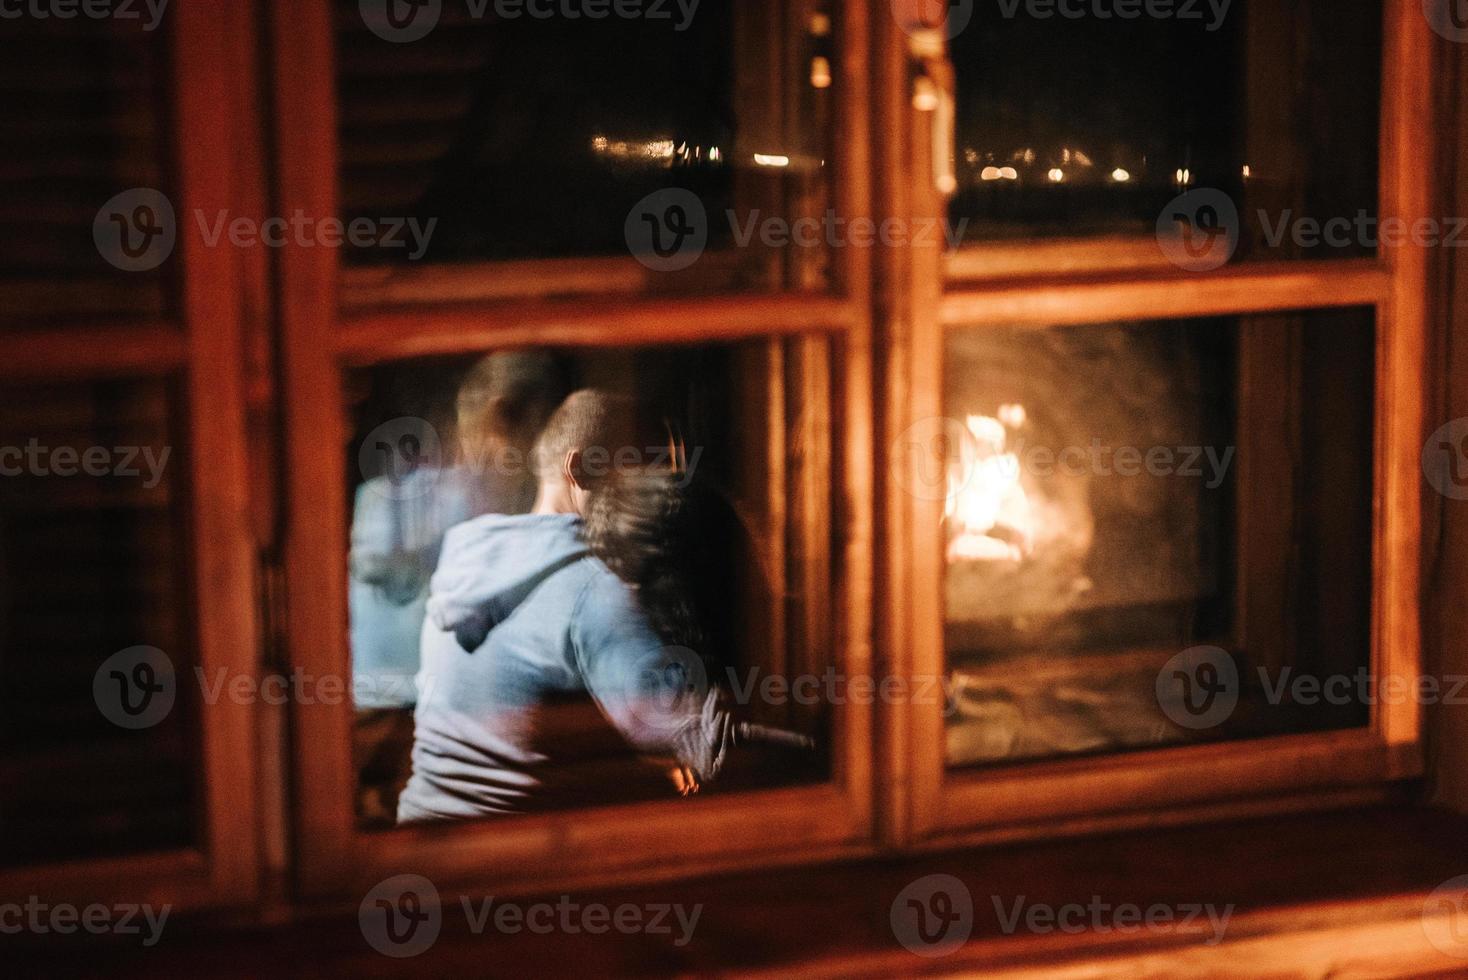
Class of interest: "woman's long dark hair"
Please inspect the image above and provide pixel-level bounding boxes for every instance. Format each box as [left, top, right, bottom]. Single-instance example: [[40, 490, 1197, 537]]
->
[[583, 468, 706, 651]]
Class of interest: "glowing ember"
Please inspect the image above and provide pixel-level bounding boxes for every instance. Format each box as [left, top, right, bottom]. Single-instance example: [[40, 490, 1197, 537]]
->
[[946, 408, 1036, 564]]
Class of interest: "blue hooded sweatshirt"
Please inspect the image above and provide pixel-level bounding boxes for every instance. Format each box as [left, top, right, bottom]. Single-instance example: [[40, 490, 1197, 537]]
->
[[397, 513, 732, 821]]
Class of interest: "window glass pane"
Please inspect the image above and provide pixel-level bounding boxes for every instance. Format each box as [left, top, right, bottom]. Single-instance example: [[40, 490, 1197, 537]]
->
[[941, 308, 1374, 768], [946, 1, 1381, 262], [0, 16, 174, 325], [345, 340, 834, 829], [0, 378, 195, 865], [337, 0, 838, 290]]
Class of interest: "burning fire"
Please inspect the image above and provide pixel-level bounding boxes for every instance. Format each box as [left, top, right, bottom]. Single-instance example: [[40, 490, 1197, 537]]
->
[[945, 406, 1036, 564]]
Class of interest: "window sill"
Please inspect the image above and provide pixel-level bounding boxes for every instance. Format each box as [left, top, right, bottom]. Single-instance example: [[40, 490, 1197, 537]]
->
[[19, 804, 1468, 977]]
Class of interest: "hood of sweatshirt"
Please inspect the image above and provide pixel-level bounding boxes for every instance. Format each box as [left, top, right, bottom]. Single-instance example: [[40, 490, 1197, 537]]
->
[[425, 513, 590, 652]]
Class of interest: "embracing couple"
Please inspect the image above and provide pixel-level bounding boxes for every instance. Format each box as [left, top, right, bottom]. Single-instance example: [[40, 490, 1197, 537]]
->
[[396, 387, 734, 823]]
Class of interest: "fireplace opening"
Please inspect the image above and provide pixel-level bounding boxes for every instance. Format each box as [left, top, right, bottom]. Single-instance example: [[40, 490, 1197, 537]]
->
[[944, 309, 1375, 767]]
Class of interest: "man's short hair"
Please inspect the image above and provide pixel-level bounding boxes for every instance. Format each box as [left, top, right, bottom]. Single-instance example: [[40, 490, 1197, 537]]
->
[[456, 350, 563, 444], [533, 389, 637, 482]]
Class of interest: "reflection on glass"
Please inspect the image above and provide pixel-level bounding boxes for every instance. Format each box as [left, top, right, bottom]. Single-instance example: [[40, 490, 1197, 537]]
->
[[948, 1, 1381, 259], [0, 378, 194, 865], [347, 342, 832, 828], [337, 0, 836, 283], [944, 310, 1375, 767], [0, 16, 173, 323]]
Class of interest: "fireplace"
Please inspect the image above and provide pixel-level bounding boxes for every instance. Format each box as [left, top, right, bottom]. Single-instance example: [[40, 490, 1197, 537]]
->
[[943, 310, 1376, 767]]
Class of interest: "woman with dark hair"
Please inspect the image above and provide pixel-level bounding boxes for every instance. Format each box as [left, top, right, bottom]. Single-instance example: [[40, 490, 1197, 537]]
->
[[585, 455, 819, 795], [398, 390, 738, 821], [584, 467, 702, 647]]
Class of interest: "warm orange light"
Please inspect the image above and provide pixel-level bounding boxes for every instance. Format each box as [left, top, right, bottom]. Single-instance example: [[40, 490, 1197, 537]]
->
[[810, 56, 832, 89], [945, 411, 1035, 565]]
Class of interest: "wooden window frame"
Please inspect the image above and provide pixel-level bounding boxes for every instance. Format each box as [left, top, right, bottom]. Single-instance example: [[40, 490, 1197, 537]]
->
[[273, 0, 876, 900], [0, 0, 1445, 931], [880, 0, 1434, 847], [0, 0, 261, 908], [272, 0, 1436, 899]]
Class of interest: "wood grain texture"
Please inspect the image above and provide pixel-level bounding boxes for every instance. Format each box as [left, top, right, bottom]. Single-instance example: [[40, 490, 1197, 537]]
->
[[340, 252, 761, 309], [173, 0, 264, 906], [940, 261, 1389, 329], [1375, 0, 1434, 749], [20, 805, 1468, 978], [336, 293, 859, 364], [946, 236, 1182, 283], [271, 0, 357, 898]]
